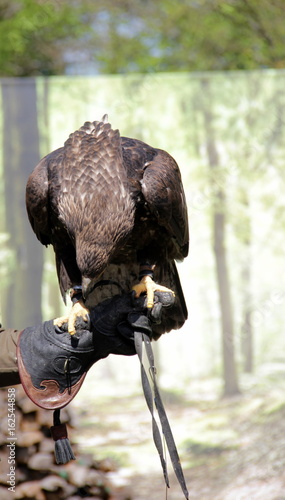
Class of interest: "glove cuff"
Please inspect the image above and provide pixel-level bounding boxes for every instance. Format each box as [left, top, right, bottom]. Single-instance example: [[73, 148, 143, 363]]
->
[[17, 320, 96, 410]]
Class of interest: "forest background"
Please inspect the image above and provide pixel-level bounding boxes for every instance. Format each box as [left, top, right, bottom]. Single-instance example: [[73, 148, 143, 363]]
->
[[0, 1, 285, 497]]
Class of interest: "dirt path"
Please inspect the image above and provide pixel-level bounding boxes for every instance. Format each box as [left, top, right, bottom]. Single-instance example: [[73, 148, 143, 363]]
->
[[73, 371, 285, 500]]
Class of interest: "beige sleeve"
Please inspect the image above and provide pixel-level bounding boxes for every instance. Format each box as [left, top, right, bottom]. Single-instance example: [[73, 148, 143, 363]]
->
[[0, 328, 21, 386]]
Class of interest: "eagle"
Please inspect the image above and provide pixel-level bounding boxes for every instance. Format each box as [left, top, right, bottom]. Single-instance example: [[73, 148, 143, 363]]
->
[[26, 115, 189, 338]]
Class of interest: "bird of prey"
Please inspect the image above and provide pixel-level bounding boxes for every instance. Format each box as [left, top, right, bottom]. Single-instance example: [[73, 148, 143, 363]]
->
[[26, 115, 189, 338]]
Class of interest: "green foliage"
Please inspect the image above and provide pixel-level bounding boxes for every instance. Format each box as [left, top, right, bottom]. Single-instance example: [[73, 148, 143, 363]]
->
[[0, 0, 89, 76], [88, 0, 285, 73], [1, 0, 285, 76]]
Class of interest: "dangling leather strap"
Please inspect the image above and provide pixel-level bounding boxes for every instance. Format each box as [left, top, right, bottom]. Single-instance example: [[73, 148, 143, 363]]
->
[[134, 331, 189, 500], [134, 331, 170, 488]]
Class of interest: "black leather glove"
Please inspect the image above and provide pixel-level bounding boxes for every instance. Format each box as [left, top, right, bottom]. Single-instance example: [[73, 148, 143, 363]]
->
[[17, 291, 175, 411]]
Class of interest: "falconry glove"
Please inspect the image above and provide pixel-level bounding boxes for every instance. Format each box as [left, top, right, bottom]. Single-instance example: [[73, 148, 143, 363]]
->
[[17, 290, 189, 499], [17, 291, 173, 413]]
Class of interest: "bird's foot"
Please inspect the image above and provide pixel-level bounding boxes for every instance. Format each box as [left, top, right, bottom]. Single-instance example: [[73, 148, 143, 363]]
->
[[53, 300, 90, 335], [132, 275, 175, 309]]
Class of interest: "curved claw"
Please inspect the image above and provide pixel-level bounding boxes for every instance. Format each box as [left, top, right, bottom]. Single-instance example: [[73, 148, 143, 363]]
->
[[53, 315, 69, 328], [132, 275, 175, 309], [53, 301, 89, 335]]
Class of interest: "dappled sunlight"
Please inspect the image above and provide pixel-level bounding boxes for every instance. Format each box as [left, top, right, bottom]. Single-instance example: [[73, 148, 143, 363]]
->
[[73, 368, 285, 499]]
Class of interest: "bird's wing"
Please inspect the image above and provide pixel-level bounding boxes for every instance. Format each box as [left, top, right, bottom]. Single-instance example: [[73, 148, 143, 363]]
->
[[120, 138, 189, 333], [26, 148, 80, 300], [141, 148, 189, 259], [26, 153, 53, 246]]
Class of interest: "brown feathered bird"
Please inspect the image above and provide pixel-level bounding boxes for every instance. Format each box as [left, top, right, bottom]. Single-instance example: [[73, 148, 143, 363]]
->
[[26, 115, 189, 337]]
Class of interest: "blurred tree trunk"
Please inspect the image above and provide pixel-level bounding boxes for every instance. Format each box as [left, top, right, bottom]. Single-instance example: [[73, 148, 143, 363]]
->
[[239, 193, 253, 373], [241, 253, 253, 373], [212, 195, 240, 396], [201, 81, 240, 396], [1, 79, 43, 329], [41, 79, 62, 320]]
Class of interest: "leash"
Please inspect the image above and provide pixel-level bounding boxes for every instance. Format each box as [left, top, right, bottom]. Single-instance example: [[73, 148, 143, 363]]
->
[[134, 330, 189, 500]]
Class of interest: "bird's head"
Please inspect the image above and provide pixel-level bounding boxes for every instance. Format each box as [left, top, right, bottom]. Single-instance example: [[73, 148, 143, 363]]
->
[[77, 243, 112, 301]]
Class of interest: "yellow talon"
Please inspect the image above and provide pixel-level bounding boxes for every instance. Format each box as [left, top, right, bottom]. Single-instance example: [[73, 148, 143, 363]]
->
[[132, 275, 175, 309], [53, 301, 89, 335]]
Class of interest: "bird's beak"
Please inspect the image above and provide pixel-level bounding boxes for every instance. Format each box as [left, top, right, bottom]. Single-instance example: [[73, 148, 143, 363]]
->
[[82, 276, 91, 299]]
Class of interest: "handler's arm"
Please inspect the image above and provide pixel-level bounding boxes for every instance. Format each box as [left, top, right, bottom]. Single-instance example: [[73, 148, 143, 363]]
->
[[0, 327, 21, 387]]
